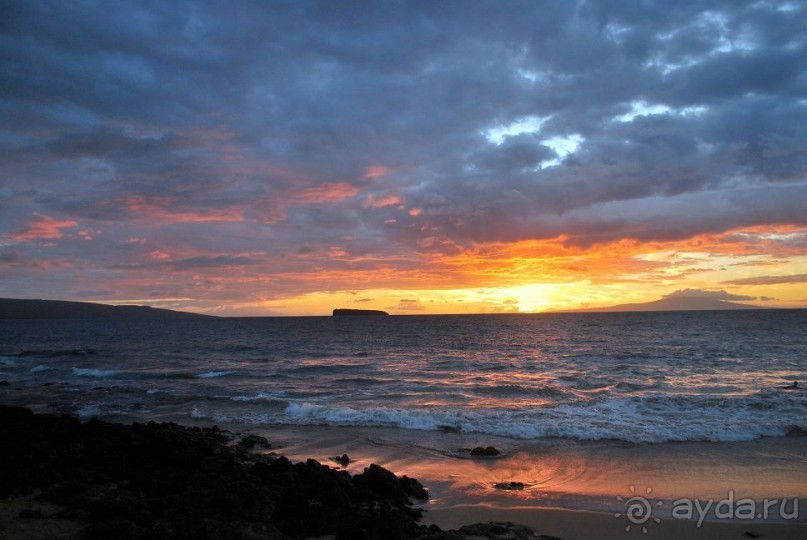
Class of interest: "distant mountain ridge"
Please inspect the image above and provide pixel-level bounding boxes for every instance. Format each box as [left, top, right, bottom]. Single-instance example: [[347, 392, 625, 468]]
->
[[0, 298, 212, 319], [554, 296, 766, 313]]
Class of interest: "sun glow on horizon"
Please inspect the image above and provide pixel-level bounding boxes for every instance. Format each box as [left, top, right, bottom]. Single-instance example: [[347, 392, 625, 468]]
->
[[165, 226, 807, 316]]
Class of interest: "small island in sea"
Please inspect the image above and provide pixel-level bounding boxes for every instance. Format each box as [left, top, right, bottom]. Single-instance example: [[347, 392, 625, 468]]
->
[[332, 308, 390, 316]]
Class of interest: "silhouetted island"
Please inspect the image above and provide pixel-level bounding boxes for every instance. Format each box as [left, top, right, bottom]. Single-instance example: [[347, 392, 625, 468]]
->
[[332, 308, 390, 316], [552, 296, 766, 313], [0, 298, 212, 320]]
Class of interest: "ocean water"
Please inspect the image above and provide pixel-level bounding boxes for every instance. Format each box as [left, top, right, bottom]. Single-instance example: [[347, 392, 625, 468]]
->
[[1, 310, 805, 445]]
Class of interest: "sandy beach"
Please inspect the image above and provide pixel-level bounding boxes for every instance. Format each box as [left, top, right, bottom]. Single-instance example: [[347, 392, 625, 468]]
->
[[253, 422, 807, 512], [2, 406, 806, 539], [423, 505, 807, 540], [231, 421, 807, 538]]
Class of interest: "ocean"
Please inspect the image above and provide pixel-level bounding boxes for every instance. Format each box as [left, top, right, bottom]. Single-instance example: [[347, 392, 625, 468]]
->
[[2, 310, 807, 518], [1, 310, 805, 443]]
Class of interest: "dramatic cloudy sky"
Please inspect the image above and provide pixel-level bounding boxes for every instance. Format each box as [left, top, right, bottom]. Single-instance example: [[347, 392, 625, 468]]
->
[[2, 0, 806, 315]]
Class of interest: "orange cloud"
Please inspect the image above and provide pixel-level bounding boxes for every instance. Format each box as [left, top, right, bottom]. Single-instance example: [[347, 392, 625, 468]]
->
[[13, 215, 78, 241], [722, 273, 807, 286], [243, 224, 806, 312], [293, 182, 361, 204], [365, 225, 807, 292], [22, 218, 801, 315]]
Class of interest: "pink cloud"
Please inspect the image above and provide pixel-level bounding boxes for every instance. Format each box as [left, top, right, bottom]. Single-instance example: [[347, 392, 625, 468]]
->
[[364, 194, 402, 208], [123, 196, 244, 223], [364, 165, 391, 178], [148, 250, 171, 260], [13, 215, 78, 241]]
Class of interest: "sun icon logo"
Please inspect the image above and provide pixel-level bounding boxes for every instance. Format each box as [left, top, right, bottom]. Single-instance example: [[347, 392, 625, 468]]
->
[[615, 485, 663, 534]]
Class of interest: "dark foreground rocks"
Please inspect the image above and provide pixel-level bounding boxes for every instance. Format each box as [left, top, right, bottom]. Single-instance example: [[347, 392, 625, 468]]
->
[[0, 406, 560, 540], [493, 481, 526, 491], [0, 405, 429, 539], [421, 522, 562, 540], [470, 446, 501, 456]]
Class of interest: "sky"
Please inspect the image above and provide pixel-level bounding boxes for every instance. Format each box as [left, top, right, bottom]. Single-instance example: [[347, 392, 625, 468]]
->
[[1, 0, 806, 316]]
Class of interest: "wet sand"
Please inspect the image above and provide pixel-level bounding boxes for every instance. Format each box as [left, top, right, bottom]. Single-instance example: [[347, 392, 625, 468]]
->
[[423, 505, 807, 540], [248, 422, 807, 538], [250, 422, 807, 515]]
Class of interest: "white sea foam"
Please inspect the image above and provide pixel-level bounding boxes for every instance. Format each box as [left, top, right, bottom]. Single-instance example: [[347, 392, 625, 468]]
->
[[277, 393, 807, 443], [197, 370, 236, 379], [72, 367, 118, 377], [77, 402, 150, 418], [77, 403, 103, 418], [30, 364, 49, 373], [189, 407, 244, 424]]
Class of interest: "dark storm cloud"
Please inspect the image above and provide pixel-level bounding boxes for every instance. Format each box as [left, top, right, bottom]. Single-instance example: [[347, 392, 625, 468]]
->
[[1, 0, 806, 300], [0, 247, 25, 265], [116, 255, 266, 271]]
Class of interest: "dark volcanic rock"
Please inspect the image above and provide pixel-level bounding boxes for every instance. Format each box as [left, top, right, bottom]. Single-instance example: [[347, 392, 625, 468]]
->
[[353, 463, 429, 505], [0, 405, 432, 540], [18, 508, 44, 519], [470, 446, 500, 456], [456, 521, 547, 539], [493, 481, 526, 491], [417, 521, 558, 540], [237, 433, 271, 450], [400, 474, 429, 500]]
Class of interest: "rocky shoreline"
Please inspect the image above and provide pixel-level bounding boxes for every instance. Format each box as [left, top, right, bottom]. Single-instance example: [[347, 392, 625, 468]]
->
[[0, 406, 557, 539]]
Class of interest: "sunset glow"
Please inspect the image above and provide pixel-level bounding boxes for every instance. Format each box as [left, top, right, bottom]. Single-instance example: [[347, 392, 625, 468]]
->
[[2, 2, 806, 315]]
